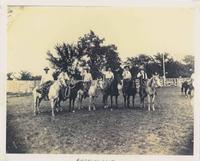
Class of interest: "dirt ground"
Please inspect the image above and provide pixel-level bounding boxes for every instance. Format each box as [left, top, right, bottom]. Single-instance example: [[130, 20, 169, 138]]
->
[[6, 87, 193, 154]]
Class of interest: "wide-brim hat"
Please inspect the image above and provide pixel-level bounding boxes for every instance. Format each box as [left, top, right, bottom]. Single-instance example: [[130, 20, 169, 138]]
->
[[43, 67, 50, 71], [139, 66, 144, 70], [124, 65, 129, 69]]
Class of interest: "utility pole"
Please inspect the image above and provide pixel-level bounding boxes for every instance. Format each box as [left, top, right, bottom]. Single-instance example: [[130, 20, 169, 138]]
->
[[163, 53, 166, 86]]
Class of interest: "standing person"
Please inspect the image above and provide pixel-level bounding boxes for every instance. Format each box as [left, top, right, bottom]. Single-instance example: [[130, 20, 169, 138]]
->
[[37, 67, 54, 99]]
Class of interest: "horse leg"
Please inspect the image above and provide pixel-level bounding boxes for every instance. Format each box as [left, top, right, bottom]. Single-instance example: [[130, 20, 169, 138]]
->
[[110, 96, 113, 111], [185, 87, 188, 97], [72, 98, 75, 113], [78, 97, 82, 110], [147, 95, 151, 111], [132, 94, 135, 108], [51, 99, 55, 117], [115, 96, 118, 109], [104, 95, 108, 109], [37, 98, 42, 114], [69, 99, 72, 112], [140, 94, 143, 108], [89, 96, 92, 111], [127, 95, 130, 108], [33, 96, 38, 116], [124, 95, 127, 108], [92, 96, 96, 111], [152, 94, 155, 111]]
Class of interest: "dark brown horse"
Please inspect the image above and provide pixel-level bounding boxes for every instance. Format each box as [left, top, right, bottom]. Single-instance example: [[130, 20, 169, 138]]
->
[[100, 76, 121, 110], [122, 79, 137, 108], [181, 81, 194, 98], [57, 80, 84, 112]]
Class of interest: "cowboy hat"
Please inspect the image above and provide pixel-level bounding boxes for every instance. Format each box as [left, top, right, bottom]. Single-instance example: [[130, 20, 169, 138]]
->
[[43, 67, 50, 71], [139, 66, 144, 70], [124, 65, 129, 69]]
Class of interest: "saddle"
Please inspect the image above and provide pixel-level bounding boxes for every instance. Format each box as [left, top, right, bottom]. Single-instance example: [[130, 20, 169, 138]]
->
[[36, 81, 53, 99]]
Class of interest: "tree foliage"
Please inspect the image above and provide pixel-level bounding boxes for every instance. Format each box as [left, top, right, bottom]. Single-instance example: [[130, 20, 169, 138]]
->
[[125, 53, 194, 78], [47, 30, 121, 79]]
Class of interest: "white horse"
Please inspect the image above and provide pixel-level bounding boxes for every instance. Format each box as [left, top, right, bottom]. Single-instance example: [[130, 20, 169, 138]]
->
[[33, 75, 68, 117], [140, 75, 161, 111], [77, 79, 102, 111]]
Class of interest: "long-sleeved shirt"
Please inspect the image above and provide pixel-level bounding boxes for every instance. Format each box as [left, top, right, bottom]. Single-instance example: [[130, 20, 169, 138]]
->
[[122, 71, 132, 79], [137, 72, 147, 80], [40, 73, 54, 84]]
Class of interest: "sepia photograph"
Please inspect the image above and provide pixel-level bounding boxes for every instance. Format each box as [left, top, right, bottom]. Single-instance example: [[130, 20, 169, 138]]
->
[[6, 5, 195, 156]]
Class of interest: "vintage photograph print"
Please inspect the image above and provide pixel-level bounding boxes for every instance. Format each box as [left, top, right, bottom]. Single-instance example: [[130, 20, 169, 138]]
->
[[7, 6, 194, 154]]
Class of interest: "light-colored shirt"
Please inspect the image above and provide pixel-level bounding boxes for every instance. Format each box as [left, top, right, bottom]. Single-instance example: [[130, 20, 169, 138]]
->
[[57, 72, 70, 86], [137, 72, 147, 79], [58, 72, 70, 81], [122, 71, 132, 79], [83, 72, 93, 82], [40, 72, 54, 84], [104, 71, 114, 79]]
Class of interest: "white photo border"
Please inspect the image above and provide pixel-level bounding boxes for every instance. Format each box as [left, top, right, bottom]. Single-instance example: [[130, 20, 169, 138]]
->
[[1, 0, 200, 161]]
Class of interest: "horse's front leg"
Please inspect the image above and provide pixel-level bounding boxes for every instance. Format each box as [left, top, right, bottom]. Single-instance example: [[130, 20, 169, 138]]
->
[[92, 96, 96, 111], [103, 95, 108, 109], [140, 97, 145, 109], [132, 94, 135, 108], [51, 99, 55, 117], [88, 96, 92, 111], [147, 95, 151, 111], [37, 98, 42, 114], [78, 96, 83, 110], [151, 94, 155, 111]]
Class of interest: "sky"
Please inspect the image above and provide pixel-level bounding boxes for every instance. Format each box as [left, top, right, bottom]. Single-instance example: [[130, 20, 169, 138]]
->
[[8, 6, 195, 75]]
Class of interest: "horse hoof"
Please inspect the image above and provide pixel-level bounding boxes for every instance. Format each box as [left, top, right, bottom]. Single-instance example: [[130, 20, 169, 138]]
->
[[72, 110, 75, 113], [110, 108, 113, 111]]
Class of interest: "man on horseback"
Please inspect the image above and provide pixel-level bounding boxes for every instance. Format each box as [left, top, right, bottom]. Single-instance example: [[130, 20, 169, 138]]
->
[[122, 66, 132, 86], [81, 67, 93, 98], [57, 70, 71, 100], [102, 67, 114, 81], [36, 67, 54, 100], [137, 66, 148, 98]]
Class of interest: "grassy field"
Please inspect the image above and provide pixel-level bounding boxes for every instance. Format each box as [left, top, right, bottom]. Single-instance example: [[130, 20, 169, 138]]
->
[[6, 87, 193, 154]]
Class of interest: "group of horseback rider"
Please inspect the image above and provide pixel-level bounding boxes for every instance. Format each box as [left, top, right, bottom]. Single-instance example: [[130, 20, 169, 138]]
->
[[36, 64, 149, 99]]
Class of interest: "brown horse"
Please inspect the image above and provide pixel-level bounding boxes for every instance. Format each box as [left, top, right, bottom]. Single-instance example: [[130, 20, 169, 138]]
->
[[122, 79, 137, 108], [139, 75, 161, 111], [100, 77, 121, 110]]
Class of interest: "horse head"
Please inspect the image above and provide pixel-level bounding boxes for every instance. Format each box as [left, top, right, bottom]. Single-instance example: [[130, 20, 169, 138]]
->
[[151, 75, 161, 88]]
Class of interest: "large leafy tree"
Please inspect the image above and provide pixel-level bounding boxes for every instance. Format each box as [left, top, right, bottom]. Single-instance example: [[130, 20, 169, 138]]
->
[[47, 30, 121, 79]]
